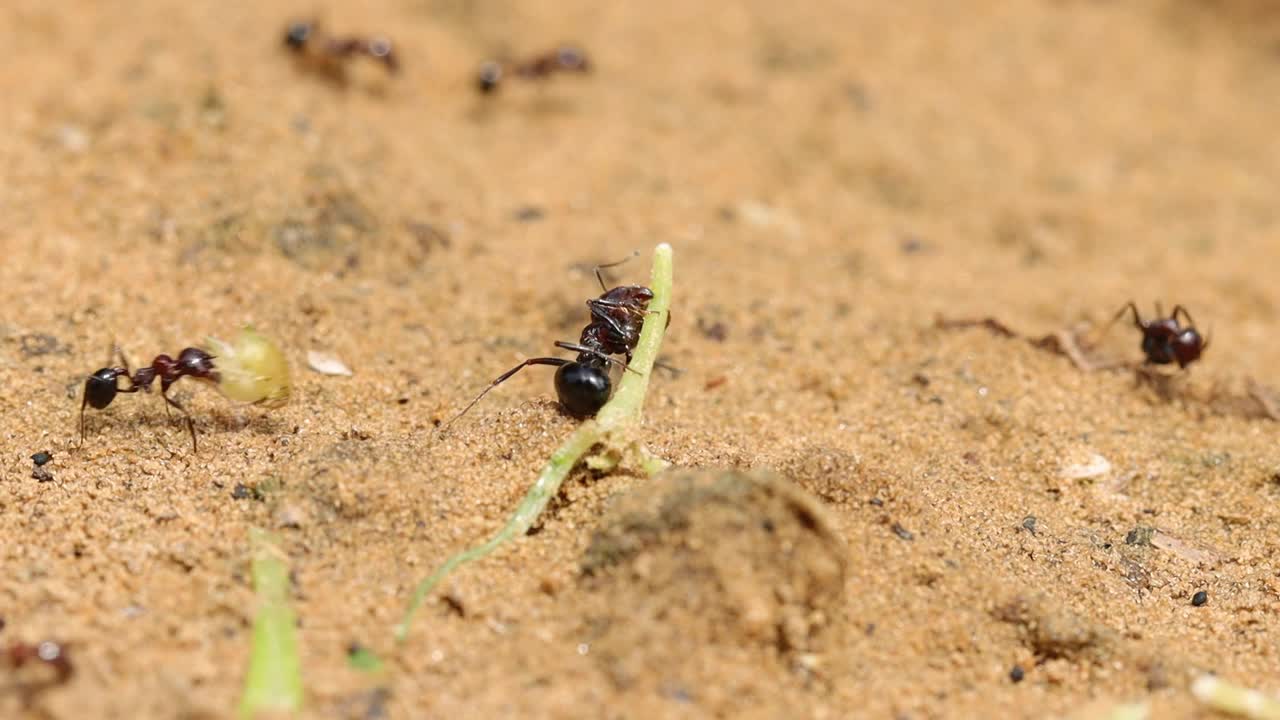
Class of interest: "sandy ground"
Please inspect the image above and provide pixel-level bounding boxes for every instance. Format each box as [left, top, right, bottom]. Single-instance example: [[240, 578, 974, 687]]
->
[[3, 0, 1280, 718]]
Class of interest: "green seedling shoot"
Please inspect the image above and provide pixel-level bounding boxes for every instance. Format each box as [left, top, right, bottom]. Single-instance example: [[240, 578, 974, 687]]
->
[[239, 529, 303, 719], [396, 243, 674, 641]]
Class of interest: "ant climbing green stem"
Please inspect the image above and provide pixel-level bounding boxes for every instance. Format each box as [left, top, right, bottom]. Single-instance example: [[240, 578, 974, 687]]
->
[[395, 243, 674, 642]]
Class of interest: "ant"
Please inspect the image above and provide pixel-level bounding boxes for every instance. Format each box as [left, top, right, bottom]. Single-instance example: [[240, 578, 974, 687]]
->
[[444, 256, 659, 429], [4, 641, 72, 685], [284, 20, 399, 79], [476, 46, 591, 94], [1100, 302, 1209, 369], [79, 347, 219, 452]]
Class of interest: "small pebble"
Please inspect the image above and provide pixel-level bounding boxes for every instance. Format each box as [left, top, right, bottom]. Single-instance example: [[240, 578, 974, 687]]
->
[[1191, 590, 1208, 607], [512, 205, 545, 222], [32, 467, 54, 483], [891, 522, 914, 541], [1010, 664, 1025, 683], [31, 451, 52, 466]]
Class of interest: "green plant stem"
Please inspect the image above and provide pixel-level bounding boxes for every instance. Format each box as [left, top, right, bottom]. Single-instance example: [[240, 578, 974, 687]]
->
[[1192, 675, 1280, 720], [239, 529, 303, 719], [396, 243, 674, 642]]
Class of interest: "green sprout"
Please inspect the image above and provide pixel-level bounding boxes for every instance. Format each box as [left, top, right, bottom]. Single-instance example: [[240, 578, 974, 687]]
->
[[395, 243, 674, 642], [239, 529, 303, 719]]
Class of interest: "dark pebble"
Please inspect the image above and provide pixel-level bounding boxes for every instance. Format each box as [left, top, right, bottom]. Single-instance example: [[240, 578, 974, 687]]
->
[[512, 206, 545, 222], [891, 522, 914, 541], [32, 467, 54, 483], [232, 484, 253, 500], [1192, 590, 1208, 607], [31, 451, 52, 466], [1021, 516, 1037, 534], [1009, 664, 1025, 683]]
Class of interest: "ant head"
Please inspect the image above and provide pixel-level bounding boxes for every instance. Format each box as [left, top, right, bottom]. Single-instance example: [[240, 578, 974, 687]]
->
[[477, 61, 503, 93], [84, 368, 122, 410], [368, 37, 398, 72], [177, 347, 218, 380], [284, 21, 312, 50], [1173, 328, 1205, 368], [1139, 318, 1181, 364], [554, 361, 611, 417]]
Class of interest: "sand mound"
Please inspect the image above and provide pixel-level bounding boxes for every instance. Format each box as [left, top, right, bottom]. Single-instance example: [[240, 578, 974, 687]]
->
[[574, 469, 847, 714]]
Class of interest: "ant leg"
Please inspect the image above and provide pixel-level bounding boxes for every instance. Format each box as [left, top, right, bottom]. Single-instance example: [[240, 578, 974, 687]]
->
[[592, 251, 639, 293], [1090, 301, 1142, 348], [1170, 305, 1197, 329], [654, 359, 684, 376], [161, 390, 198, 452], [553, 341, 642, 374], [444, 357, 571, 432], [78, 390, 90, 448]]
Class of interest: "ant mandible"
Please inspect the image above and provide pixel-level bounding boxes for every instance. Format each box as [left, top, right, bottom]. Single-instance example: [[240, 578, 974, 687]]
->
[[1103, 301, 1209, 368], [444, 256, 657, 429], [79, 347, 219, 452], [284, 20, 399, 78]]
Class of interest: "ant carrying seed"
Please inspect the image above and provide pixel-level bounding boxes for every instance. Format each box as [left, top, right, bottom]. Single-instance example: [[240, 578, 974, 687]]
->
[[444, 255, 661, 429], [78, 329, 292, 452], [1099, 302, 1209, 369], [79, 347, 219, 452], [284, 20, 399, 81], [475, 45, 591, 94]]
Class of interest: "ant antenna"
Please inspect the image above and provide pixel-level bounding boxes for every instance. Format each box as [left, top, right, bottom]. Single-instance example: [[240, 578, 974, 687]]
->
[[593, 251, 639, 293]]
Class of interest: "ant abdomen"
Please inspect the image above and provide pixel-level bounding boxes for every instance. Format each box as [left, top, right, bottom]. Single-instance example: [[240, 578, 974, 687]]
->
[[554, 361, 612, 417], [84, 369, 122, 410]]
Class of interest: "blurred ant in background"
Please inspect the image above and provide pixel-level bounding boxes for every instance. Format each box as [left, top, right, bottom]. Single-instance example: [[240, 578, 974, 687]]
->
[[284, 20, 399, 82], [79, 347, 219, 452], [477, 45, 591, 94], [4, 641, 72, 685], [3, 635, 72, 708], [1097, 301, 1208, 369]]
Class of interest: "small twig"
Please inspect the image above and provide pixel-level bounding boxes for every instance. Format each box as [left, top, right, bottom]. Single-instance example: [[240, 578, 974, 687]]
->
[[934, 314, 1128, 372], [239, 529, 303, 719], [395, 243, 674, 642]]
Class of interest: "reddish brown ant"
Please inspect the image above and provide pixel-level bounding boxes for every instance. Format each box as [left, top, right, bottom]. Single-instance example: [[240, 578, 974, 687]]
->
[[4, 640, 73, 684], [444, 256, 659, 429], [284, 20, 399, 80], [1101, 302, 1209, 369], [79, 347, 219, 452], [476, 46, 591, 94]]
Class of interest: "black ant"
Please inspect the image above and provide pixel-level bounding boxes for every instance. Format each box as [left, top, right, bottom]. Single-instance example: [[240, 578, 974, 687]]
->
[[284, 20, 399, 80], [476, 46, 591, 94], [1101, 302, 1209, 369], [444, 257, 658, 429], [79, 347, 219, 452]]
